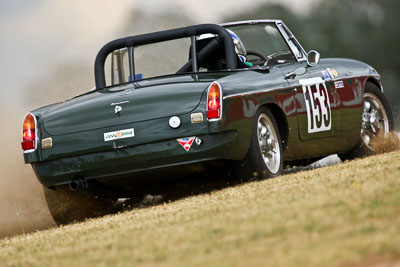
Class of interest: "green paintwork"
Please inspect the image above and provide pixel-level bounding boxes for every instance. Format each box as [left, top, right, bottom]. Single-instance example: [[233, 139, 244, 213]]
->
[[43, 79, 210, 135], [23, 21, 384, 189]]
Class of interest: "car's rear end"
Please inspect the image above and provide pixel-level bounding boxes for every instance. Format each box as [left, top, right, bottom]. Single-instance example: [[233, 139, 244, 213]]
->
[[22, 24, 248, 202], [23, 73, 245, 189]]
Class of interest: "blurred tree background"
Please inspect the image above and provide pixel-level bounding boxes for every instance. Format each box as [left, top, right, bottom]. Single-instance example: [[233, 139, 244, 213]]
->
[[225, 0, 400, 129]]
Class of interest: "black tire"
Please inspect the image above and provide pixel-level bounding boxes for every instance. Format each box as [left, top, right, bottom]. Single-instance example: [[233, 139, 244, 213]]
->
[[236, 107, 283, 180], [43, 185, 113, 225], [339, 82, 394, 161]]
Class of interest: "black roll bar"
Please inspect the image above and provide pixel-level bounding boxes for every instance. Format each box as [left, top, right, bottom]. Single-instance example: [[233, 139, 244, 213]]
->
[[94, 24, 237, 89]]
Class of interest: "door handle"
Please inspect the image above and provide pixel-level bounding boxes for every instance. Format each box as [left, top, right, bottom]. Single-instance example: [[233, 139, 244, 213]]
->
[[285, 72, 296, 80]]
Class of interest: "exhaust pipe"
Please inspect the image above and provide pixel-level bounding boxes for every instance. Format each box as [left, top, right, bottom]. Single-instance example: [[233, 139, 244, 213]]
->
[[69, 179, 87, 191]]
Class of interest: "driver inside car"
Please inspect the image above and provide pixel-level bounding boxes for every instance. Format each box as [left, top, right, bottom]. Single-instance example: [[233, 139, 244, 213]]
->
[[227, 29, 253, 67], [197, 29, 254, 69]]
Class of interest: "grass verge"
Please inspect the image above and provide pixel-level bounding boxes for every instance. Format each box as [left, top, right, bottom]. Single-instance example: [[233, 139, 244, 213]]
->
[[1, 151, 400, 266]]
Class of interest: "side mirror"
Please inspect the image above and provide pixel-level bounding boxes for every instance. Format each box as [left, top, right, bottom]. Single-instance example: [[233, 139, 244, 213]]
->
[[307, 50, 320, 67]]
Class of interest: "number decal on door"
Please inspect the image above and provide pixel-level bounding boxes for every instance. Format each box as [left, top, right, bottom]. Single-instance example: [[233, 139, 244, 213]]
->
[[300, 77, 332, 133]]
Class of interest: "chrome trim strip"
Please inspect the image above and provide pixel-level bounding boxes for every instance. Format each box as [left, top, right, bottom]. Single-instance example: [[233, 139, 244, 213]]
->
[[223, 85, 295, 100], [223, 75, 378, 100], [276, 22, 307, 62]]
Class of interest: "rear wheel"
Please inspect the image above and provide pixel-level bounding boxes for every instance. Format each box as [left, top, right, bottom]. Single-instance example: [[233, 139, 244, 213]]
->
[[339, 82, 394, 161], [237, 107, 283, 180], [43, 185, 113, 225]]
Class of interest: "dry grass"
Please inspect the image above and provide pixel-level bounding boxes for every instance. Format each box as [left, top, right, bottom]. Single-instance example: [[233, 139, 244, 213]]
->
[[1, 151, 400, 267]]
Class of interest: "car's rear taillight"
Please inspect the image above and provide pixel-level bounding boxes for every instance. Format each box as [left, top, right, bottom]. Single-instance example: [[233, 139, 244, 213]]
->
[[206, 82, 222, 120], [21, 113, 37, 152]]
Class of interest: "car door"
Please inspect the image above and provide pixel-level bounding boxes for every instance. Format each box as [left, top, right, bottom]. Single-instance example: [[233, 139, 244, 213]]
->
[[275, 23, 341, 142], [281, 63, 341, 141]]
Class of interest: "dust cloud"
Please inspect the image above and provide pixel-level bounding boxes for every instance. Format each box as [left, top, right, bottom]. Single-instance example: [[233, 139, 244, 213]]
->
[[372, 132, 400, 153], [0, 0, 192, 239], [0, 58, 100, 239], [0, 110, 56, 239], [0, 0, 136, 238]]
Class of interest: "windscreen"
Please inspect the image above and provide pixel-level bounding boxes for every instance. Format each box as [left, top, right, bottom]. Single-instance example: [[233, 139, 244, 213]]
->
[[225, 23, 296, 66]]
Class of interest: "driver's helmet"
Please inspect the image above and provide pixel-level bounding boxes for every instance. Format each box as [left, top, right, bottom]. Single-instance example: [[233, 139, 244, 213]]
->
[[197, 29, 247, 63], [226, 29, 247, 63]]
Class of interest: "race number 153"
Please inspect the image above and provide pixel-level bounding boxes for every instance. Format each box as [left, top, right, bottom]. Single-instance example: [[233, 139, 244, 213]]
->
[[300, 78, 332, 133]]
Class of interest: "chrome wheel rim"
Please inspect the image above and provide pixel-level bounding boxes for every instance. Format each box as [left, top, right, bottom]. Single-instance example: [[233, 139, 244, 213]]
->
[[257, 114, 281, 174], [361, 93, 389, 151]]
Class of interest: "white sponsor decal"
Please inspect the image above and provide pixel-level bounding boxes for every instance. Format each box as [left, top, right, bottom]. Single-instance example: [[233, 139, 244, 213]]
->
[[300, 77, 332, 133], [334, 81, 344, 89], [104, 128, 135, 142]]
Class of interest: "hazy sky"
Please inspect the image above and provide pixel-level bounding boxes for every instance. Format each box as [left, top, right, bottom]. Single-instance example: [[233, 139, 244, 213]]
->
[[0, 0, 318, 106]]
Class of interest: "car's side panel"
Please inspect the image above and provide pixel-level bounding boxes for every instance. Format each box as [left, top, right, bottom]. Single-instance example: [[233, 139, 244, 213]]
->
[[335, 77, 364, 150], [275, 62, 341, 144], [223, 86, 346, 161], [220, 59, 379, 161], [320, 58, 379, 151], [218, 67, 293, 159], [222, 88, 298, 157]]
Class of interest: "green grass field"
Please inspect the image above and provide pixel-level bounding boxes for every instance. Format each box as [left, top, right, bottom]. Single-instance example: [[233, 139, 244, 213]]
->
[[1, 151, 400, 267]]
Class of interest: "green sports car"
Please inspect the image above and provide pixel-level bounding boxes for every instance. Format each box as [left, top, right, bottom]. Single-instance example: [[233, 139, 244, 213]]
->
[[21, 20, 394, 224]]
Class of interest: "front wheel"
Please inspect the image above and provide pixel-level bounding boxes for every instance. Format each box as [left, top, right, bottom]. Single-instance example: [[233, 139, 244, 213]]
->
[[237, 107, 283, 180], [339, 82, 395, 161]]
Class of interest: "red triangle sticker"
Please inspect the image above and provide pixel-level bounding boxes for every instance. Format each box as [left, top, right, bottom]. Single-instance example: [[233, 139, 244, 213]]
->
[[177, 137, 195, 152]]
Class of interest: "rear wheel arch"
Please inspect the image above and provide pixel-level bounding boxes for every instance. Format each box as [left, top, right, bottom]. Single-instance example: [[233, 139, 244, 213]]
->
[[236, 105, 284, 180], [259, 103, 288, 150]]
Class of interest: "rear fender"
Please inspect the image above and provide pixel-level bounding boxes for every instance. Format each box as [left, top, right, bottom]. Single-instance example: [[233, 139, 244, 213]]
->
[[221, 91, 291, 158]]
